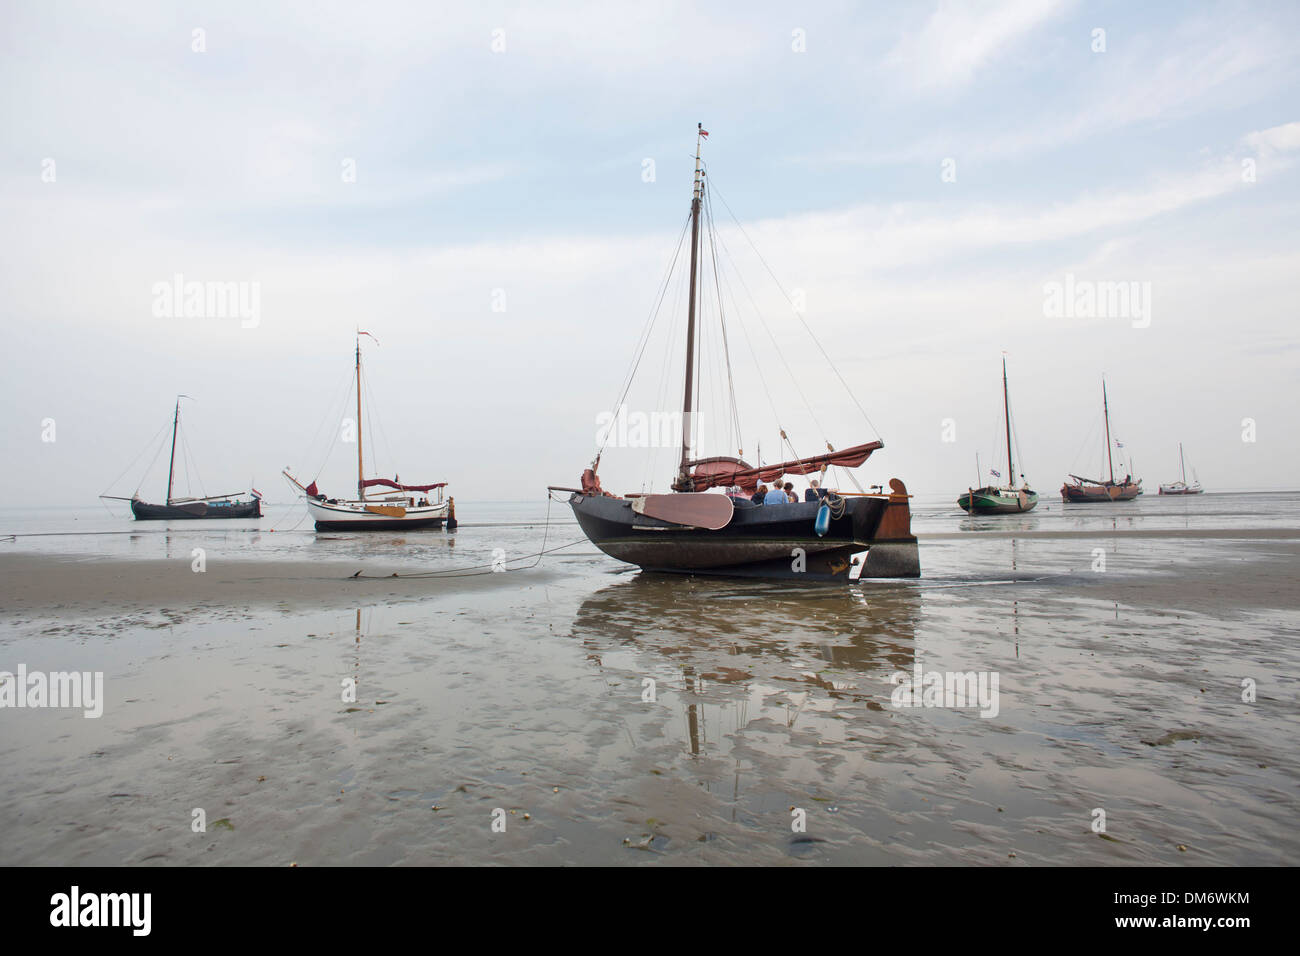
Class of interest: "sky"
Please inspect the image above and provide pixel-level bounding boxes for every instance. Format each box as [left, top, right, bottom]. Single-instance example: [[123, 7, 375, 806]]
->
[[2, 0, 1298, 506]]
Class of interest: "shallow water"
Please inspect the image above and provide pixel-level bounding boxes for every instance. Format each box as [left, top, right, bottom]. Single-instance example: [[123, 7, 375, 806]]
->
[[1, 494, 1297, 865], [5, 490, 1300, 564]]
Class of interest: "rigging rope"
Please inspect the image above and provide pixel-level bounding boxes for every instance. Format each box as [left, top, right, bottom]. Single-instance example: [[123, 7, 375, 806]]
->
[[598, 210, 693, 461], [100, 420, 171, 498], [709, 176, 884, 440], [703, 182, 744, 455], [302, 364, 358, 483]]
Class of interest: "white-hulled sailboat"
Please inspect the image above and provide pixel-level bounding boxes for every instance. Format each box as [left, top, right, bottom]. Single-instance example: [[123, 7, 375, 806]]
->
[[1158, 444, 1203, 495], [283, 334, 454, 531]]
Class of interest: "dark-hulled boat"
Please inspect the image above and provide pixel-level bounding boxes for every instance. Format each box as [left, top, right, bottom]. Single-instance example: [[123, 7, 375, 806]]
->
[[553, 125, 919, 582], [1061, 380, 1141, 502], [103, 397, 262, 520], [957, 356, 1039, 514]]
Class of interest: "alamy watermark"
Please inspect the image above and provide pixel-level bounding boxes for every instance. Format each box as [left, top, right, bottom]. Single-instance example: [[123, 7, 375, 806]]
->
[[1043, 273, 1151, 328], [890, 664, 1000, 718], [0, 665, 104, 718], [596, 405, 692, 448], [50, 886, 150, 936], [151, 273, 260, 328]]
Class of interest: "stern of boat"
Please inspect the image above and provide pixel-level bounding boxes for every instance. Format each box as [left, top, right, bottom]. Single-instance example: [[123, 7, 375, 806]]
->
[[859, 478, 920, 578]]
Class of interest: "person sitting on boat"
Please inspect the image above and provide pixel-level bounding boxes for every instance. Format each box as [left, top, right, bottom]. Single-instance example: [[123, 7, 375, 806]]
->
[[726, 486, 755, 507], [751, 484, 769, 504], [783, 482, 798, 503], [804, 480, 828, 502], [765, 485, 788, 506]]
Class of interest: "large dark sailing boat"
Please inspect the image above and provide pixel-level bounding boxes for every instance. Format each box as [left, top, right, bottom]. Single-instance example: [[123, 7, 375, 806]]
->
[[103, 397, 262, 520], [958, 357, 1038, 514], [283, 334, 452, 531], [1061, 380, 1142, 502], [552, 126, 919, 582]]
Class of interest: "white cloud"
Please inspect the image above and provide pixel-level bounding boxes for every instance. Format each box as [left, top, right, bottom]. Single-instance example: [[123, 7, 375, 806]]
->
[[1244, 121, 1300, 156], [884, 0, 1072, 94]]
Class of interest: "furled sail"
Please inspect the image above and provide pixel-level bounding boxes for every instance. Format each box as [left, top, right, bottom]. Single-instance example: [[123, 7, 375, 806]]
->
[[687, 441, 883, 491], [359, 478, 447, 493]]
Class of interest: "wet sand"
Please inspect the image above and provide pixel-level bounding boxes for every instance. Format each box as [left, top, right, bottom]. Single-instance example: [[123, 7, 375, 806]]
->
[[3, 530, 1298, 616], [1, 527, 1297, 866]]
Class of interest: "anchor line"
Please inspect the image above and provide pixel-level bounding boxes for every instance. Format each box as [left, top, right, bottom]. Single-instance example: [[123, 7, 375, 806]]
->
[[349, 495, 586, 579]]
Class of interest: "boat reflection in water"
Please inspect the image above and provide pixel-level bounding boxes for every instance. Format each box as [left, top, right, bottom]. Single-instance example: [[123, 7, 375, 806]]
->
[[571, 575, 920, 758]]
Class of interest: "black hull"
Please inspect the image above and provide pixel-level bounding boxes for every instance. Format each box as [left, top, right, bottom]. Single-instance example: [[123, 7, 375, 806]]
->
[[314, 517, 446, 531], [569, 489, 920, 581], [131, 499, 261, 520]]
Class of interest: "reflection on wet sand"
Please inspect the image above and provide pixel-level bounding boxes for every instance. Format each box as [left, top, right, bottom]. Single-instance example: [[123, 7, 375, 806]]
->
[[572, 575, 921, 757], [957, 514, 1041, 535]]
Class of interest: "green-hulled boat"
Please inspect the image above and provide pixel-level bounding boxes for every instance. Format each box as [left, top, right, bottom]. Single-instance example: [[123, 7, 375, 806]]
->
[[957, 357, 1039, 515], [958, 485, 1039, 514]]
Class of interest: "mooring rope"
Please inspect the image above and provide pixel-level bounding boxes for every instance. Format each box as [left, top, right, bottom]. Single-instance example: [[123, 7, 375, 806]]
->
[[347, 494, 589, 579]]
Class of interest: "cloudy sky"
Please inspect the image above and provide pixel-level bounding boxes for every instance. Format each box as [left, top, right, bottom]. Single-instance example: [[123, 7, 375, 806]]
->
[[3, 0, 1297, 506]]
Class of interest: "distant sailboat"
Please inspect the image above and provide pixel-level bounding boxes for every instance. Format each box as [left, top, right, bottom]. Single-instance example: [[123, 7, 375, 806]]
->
[[102, 396, 262, 520], [1061, 379, 1141, 502], [283, 334, 453, 531], [958, 357, 1038, 514], [1158, 444, 1203, 495]]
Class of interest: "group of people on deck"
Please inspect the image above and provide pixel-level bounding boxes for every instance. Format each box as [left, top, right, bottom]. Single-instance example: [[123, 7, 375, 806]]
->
[[743, 479, 829, 505]]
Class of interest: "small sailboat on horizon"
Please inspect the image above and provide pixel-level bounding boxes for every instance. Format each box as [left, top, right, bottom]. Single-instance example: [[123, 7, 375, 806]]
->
[[1061, 379, 1142, 502], [283, 334, 454, 531], [958, 357, 1038, 515], [101, 396, 262, 520], [1158, 443, 1203, 495]]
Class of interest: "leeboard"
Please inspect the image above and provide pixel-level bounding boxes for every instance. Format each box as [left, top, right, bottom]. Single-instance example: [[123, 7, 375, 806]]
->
[[632, 493, 734, 530]]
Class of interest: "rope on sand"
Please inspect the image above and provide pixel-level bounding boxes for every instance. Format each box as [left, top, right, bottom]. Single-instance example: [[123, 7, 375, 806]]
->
[[348, 495, 591, 579]]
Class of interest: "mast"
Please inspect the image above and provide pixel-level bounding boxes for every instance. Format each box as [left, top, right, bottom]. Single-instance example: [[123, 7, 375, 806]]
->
[[676, 124, 705, 489], [356, 337, 365, 501], [165, 397, 181, 504], [1102, 379, 1115, 484], [1002, 357, 1014, 488], [1179, 443, 1186, 483]]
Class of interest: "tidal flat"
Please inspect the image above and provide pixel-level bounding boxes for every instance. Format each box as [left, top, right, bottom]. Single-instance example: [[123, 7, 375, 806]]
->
[[2, 500, 1297, 866]]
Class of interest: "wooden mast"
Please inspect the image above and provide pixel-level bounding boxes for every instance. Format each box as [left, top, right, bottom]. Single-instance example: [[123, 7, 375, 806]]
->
[[676, 124, 705, 490], [356, 337, 365, 501], [165, 397, 181, 505], [1179, 443, 1186, 483], [1002, 356, 1014, 488], [1102, 379, 1115, 484]]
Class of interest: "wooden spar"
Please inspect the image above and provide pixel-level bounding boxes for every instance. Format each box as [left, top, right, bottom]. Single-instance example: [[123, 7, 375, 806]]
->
[[1180, 443, 1186, 483], [1003, 356, 1014, 487], [676, 124, 705, 489], [1102, 379, 1115, 484], [356, 337, 365, 501], [165, 397, 181, 505], [282, 469, 308, 493]]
